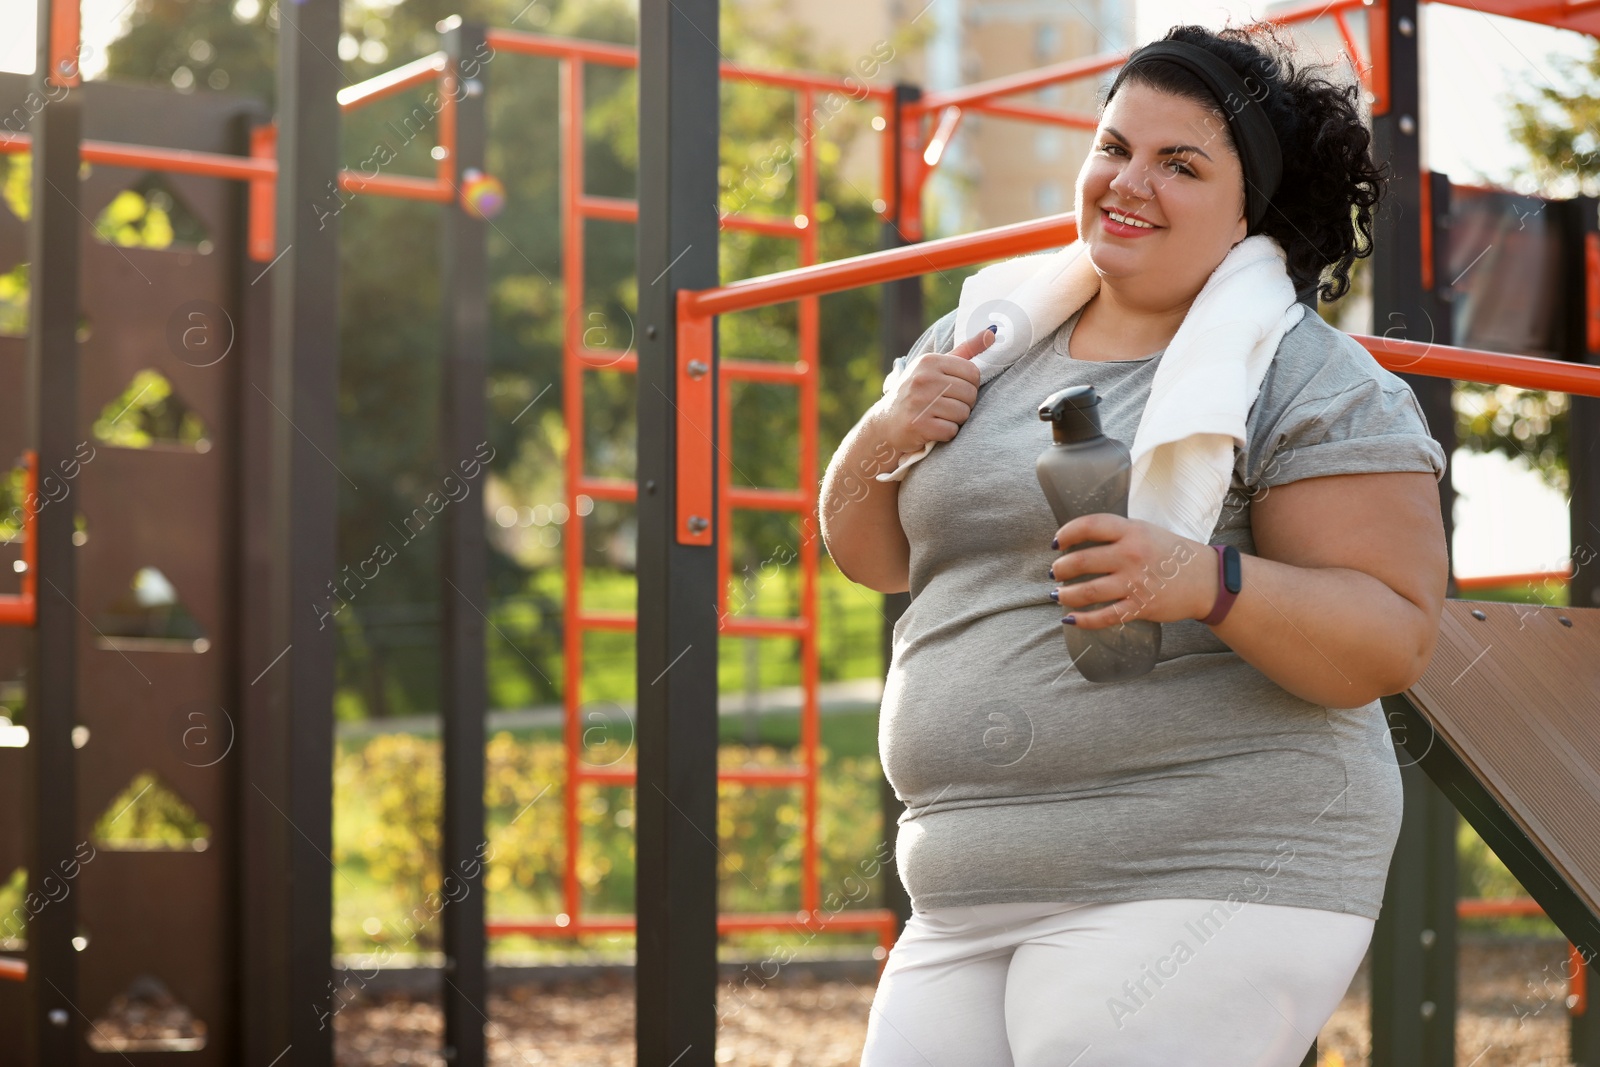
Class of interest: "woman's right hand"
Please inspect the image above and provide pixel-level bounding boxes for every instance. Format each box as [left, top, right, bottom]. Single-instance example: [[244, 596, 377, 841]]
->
[[878, 327, 997, 456]]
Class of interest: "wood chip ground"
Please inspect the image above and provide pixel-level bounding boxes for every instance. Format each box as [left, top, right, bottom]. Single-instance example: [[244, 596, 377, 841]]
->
[[334, 939, 1580, 1065]]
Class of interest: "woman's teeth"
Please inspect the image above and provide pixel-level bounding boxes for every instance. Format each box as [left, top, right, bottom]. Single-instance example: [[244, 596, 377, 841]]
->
[[1106, 210, 1154, 229]]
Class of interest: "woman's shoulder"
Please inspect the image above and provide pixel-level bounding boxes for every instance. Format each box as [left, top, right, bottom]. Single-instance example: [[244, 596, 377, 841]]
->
[[1255, 307, 1420, 420], [1243, 307, 1448, 488]]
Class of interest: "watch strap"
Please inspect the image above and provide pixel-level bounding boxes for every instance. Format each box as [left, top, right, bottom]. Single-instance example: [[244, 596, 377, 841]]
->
[[1200, 543, 1241, 626]]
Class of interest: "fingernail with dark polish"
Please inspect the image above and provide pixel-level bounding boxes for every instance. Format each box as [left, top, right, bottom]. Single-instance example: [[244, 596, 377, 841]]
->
[[1062, 615, 1076, 625], [1049, 589, 1059, 603], [1051, 538, 1059, 550], [1046, 565, 1055, 579], [987, 324, 999, 334]]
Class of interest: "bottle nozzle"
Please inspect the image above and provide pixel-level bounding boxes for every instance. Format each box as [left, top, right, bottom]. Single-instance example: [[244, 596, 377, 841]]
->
[[1040, 385, 1104, 444]]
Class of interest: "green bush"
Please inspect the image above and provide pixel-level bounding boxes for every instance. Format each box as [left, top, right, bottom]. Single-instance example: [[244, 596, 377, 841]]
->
[[333, 731, 885, 956]]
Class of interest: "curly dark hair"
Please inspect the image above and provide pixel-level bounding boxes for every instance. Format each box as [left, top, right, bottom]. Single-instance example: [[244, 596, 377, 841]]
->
[[1101, 22, 1388, 303]]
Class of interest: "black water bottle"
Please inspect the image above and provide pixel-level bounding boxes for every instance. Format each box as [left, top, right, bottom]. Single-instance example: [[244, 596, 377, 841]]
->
[[1035, 385, 1160, 682]]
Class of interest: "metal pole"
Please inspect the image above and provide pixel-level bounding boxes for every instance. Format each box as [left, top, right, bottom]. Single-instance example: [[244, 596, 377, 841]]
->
[[268, 0, 341, 1061], [876, 82, 923, 936], [23, 0, 81, 1060], [1562, 193, 1600, 1065], [1372, 759, 1460, 1067], [635, 0, 721, 1063], [438, 17, 490, 1067], [237, 116, 288, 1065], [1568, 195, 1600, 612]]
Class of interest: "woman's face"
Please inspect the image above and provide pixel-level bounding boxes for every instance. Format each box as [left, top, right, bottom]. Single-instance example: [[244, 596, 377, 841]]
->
[[1074, 79, 1251, 304]]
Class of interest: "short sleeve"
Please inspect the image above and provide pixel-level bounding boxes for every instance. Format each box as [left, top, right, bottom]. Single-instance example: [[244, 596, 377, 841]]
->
[[1250, 376, 1448, 490], [882, 310, 959, 396]]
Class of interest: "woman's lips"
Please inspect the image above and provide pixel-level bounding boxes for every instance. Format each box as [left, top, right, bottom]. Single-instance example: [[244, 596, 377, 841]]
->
[[1100, 208, 1161, 238]]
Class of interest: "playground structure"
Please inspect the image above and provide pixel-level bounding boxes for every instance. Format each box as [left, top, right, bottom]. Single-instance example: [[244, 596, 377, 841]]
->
[[0, 0, 1597, 1065]]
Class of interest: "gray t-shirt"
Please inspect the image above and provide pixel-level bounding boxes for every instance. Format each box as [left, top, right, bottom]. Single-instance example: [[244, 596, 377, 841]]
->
[[877, 304, 1448, 919]]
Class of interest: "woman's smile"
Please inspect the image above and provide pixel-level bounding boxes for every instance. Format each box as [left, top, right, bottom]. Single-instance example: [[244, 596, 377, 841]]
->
[[1100, 207, 1164, 238]]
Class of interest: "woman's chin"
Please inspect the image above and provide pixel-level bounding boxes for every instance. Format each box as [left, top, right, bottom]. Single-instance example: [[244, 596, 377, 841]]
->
[[1083, 240, 1147, 278]]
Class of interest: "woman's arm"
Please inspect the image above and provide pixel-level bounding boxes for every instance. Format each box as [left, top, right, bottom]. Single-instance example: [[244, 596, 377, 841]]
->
[[1047, 469, 1448, 707], [816, 400, 912, 594], [1214, 469, 1449, 707]]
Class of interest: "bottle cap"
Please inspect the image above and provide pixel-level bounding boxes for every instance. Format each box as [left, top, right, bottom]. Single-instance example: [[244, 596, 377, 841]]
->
[[1039, 386, 1104, 444]]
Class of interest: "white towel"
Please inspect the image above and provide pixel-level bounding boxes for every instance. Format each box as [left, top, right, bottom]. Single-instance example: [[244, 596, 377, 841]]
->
[[875, 234, 1307, 545]]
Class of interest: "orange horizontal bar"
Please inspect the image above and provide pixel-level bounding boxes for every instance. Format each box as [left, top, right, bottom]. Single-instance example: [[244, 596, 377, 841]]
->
[[721, 358, 808, 384], [725, 486, 807, 511], [488, 908, 897, 938], [485, 28, 639, 66], [1261, 0, 1369, 26], [484, 29, 892, 101], [1, 132, 449, 206], [720, 62, 894, 100], [575, 194, 805, 239], [0, 600, 32, 626], [574, 764, 810, 785], [1454, 570, 1571, 590], [578, 194, 637, 222], [576, 611, 635, 632], [490, 915, 636, 935], [338, 171, 452, 202], [576, 477, 637, 502], [918, 52, 1130, 113], [337, 51, 447, 110], [0, 131, 279, 182], [1458, 897, 1545, 918], [684, 212, 1078, 318], [722, 212, 805, 238], [721, 615, 807, 638], [575, 764, 637, 785], [965, 99, 1099, 130], [0, 957, 24, 982], [1353, 334, 1600, 398], [83, 140, 276, 180], [574, 348, 638, 372]]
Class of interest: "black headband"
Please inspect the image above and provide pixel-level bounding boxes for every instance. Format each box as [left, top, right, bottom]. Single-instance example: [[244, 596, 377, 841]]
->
[[1106, 40, 1283, 233]]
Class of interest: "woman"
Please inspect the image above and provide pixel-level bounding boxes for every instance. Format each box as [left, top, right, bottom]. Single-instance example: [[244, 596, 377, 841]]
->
[[821, 22, 1449, 1067]]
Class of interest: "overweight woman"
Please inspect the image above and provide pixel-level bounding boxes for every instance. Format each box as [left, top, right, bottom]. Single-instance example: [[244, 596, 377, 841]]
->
[[821, 23, 1449, 1067]]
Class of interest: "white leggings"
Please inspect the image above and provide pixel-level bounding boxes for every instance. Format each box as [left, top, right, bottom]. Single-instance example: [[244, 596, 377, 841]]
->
[[860, 898, 1372, 1067]]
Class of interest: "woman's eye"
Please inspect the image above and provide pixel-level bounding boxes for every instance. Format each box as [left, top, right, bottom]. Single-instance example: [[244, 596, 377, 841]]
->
[[1099, 143, 1194, 176]]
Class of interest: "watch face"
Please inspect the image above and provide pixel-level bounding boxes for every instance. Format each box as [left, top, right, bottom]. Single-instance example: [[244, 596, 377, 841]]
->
[[1223, 545, 1242, 594]]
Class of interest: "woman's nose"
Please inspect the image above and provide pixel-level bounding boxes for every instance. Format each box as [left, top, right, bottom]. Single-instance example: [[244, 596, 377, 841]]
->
[[1108, 159, 1154, 200]]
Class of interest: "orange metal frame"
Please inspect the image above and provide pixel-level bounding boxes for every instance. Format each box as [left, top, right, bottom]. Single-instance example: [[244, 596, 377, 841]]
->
[[481, 27, 903, 952]]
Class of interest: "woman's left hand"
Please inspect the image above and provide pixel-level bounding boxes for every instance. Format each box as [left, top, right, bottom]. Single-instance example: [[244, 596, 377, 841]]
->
[[1047, 514, 1217, 629]]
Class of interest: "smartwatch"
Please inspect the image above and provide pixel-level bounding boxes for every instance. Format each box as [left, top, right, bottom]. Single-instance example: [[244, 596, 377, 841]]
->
[[1200, 543, 1242, 626]]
